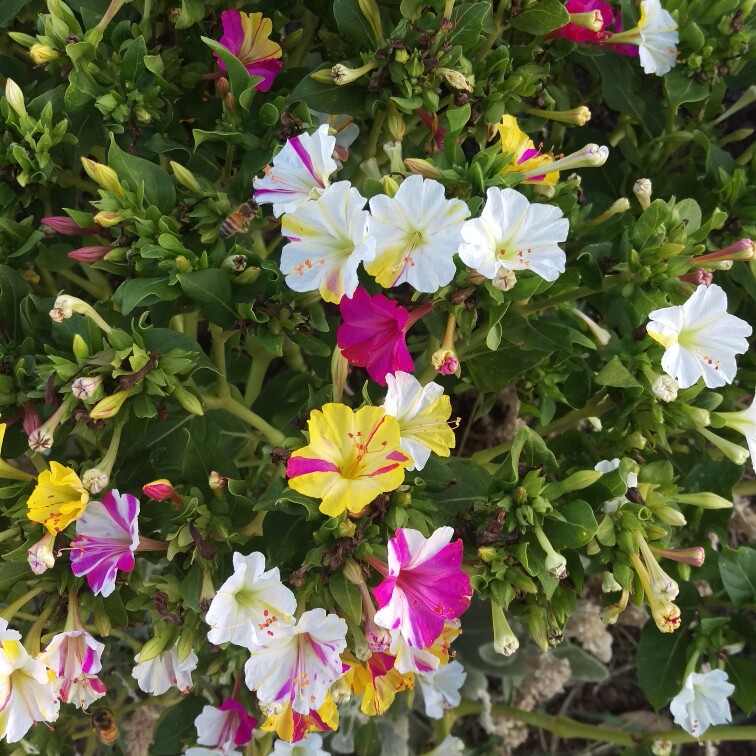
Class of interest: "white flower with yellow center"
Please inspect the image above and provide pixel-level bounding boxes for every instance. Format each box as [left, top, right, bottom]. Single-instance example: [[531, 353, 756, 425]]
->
[[670, 669, 734, 737], [459, 187, 569, 283], [637, 0, 679, 76], [280, 182, 375, 304], [647, 284, 751, 389], [365, 174, 470, 292]]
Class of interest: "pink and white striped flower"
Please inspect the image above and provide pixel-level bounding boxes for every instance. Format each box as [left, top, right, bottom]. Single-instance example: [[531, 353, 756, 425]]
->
[[70, 489, 140, 597], [244, 608, 348, 714], [38, 630, 106, 709], [372, 527, 471, 649], [194, 698, 257, 752], [253, 126, 338, 217]]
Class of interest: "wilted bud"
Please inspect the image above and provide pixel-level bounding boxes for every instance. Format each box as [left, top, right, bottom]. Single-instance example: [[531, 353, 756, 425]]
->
[[50, 294, 112, 333], [71, 375, 103, 401], [437, 67, 474, 92], [171, 384, 204, 416], [28, 427, 54, 454], [80, 157, 125, 196], [651, 740, 673, 756], [93, 211, 124, 228], [170, 161, 202, 193], [404, 158, 442, 179], [143, 479, 182, 504], [30, 44, 59, 64], [431, 348, 459, 376], [22, 402, 41, 437], [492, 601, 519, 656], [492, 268, 517, 291], [221, 255, 247, 272], [134, 105, 152, 123], [599, 590, 628, 624], [601, 571, 623, 592], [651, 375, 678, 403], [337, 518, 356, 537], [584, 198, 631, 228], [41, 216, 99, 235], [568, 10, 604, 30], [627, 431, 647, 449], [383, 141, 404, 174], [675, 492, 732, 510], [330, 676, 352, 705], [82, 467, 109, 494], [5, 79, 26, 117], [175, 255, 194, 273], [520, 144, 609, 179], [68, 245, 112, 263], [330, 61, 376, 85], [89, 390, 130, 419], [394, 49, 409, 64], [534, 526, 567, 580], [633, 178, 652, 210], [678, 268, 713, 286], [357, 0, 382, 41], [331, 347, 349, 403], [28, 532, 56, 575], [208, 471, 228, 490]]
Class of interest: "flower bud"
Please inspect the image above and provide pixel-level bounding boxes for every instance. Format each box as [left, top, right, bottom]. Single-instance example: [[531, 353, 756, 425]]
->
[[520, 144, 608, 179], [560, 469, 604, 492], [208, 471, 228, 490], [8, 32, 37, 48], [22, 402, 41, 437], [41, 216, 99, 235], [678, 268, 713, 286], [93, 211, 124, 228], [331, 347, 349, 403], [431, 348, 459, 377], [492, 601, 519, 656], [343, 558, 365, 586], [170, 161, 202, 193], [386, 103, 405, 141], [380, 175, 400, 198], [437, 67, 474, 92], [330, 61, 376, 85], [134, 105, 152, 124], [80, 157, 125, 197], [28, 427, 54, 454], [697, 427, 749, 465], [357, 0, 382, 41], [525, 106, 592, 126], [651, 375, 678, 403], [330, 676, 352, 705], [89, 390, 130, 419], [175, 255, 194, 273], [526, 607, 549, 652], [568, 10, 604, 30], [30, 44, 59, 64], [309, 69, 335, 84], [5, 79, 26, 117], [695, 238, 756, 264], [71, 375, 103, 401], [28, 532, 56, 575], [650, 545, 705, 568], [675, 492, 732, 510], [68, 246, 112, 263], [583, 198, 631, 228], [477, 546, 497, 563], [82, 467, 109, 494], [404, 158, 442, 179], [143, 479, 182, 504], [633, 178, 652, 210], [601, 571, 623, 592], [171, 384, 204, 416], [653, 506, 687, 527], [221, 254, 248, 272]]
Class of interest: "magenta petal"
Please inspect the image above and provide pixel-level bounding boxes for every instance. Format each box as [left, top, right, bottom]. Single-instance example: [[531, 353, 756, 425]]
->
[[246, 59, 284, 92], [219, 10, 244, 55], [287, 457, 340, 477]]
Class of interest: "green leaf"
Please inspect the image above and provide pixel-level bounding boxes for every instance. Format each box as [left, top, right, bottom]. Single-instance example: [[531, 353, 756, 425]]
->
[[665, 69, 709, 112], [0, 0, 27, 26], [334, 0, 379, 48], [553, 643, 609, 682], [446, 103, 471, 133], [595, 356, 642, 389], [329, 570, 362, 625], [718, 546, 756, 605], [177, 270, 238, 327], [113, 277, 181, 315], [108, 134, 176, 213], [120, 35, 147, 83], [511, 0, 569, 35], [632, 200, 668, 246], [497, 425, 557, 483], [543, 501, 598, 550], [637, 620, 689, 709], [175, 0, 206, 29], [288, 73, 368, 116], [151, 697, 206, 755], [726, 657, 756, 715], [0, 265, 30, 341], [354, 722, 382, 756], [449, 3, 491, 48], [420, 458, 491, 513], [464, 345, 547, 392], [200, 36, 255, 104]]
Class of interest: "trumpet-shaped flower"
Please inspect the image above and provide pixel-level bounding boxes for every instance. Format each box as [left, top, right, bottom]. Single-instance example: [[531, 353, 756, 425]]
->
[[132, 641, 198, 695], [459, 188, 569, 283], [27, 531, 56, 575], [365, 175, 470, 292], [215, 11, 282, 92], [27, 461, 89, 534], [244, 608, 348, 715], [0, 424, 35, 482], [194, 698, 257, 751], [253, 126, 338, 217], [205, 551, 297, 648], [260, 697, 338, 744], [390, 619, 461, 675], [280, 182, 376, 304], [418, 660, 466, 719], [38, 630, 107, 709], [670, 670, 734, 737], [647, 284, 751, 390], [548, 0, 613, 43], [383, 372, 456, 471], [70, 489, 139, 597], [336, 287, 429, 386], [0, 620, 60, 743], [309, 111, 359, 166], [497, 116, 558, 185], [287, 403, 411, 517], [372, 527, 471, 649], [350, 652, 414, 716], [716, 394, 756, 470]]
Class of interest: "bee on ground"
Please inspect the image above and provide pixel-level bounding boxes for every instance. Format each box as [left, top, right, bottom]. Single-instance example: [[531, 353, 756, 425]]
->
[[90, 707, 118, 746], [219, 200, 258, 238]]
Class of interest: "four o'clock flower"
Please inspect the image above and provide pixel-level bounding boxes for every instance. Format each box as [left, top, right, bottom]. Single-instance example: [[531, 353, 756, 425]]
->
[[194, 698, 257, 752], [253, 126, 338, 217], [286, 403, 411, 517], [309, 111, 359, 166], [70, 489, 140, 597], [271, 733, 329, 755], [418, 660, 467, 719], [215, 10, 282, 92], [715, 394, 756, 469], [670, 669, 735, 737], [372, 527, 471, 649], [497, 116, 558, 186], [336, 287, 431, 386], [548, 0, 613, 44], [349, 651, 414, 716], [647, 284, 751, 389], [280, 182, 376, 304], [205, 551, 296, 648], [27, 531, 56, 575], [132, 640, 198, 695], [383, 372, 456, 471], [27, 461, 89, 533], [259, 697, 338, 744], [0, 620, 60, 743], [365, 174, 470, 292], [244, 608, 348, 714], [459, 188, 569, 285]]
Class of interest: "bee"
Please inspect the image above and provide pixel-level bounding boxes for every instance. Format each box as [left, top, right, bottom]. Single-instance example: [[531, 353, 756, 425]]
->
[[219, 200, 258, 238], [90, 707, 119, 746]]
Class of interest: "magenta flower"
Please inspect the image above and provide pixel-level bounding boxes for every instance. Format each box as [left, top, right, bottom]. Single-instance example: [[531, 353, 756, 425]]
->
[[336, 287, 431, 386], [70, 489, 140, 597], [194, 698, 257, 750], [215, 10, 283, 93], [370, 527, 471, 649], [549, 0, 613, 43]]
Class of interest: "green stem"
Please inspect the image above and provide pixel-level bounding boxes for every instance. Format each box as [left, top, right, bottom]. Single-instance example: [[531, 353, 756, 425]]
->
[[733, 479, 756, 496], [1, 584, 45, 622], [288, 10, 319, 68], [57, 269, 110, 300], [96, 0, 130, 31], [474, 0, 510, 64], [244, 344, 274, 406], [364, 110, 386, 160], [211, 325, 231, 399], [512, 276, 623, 316], [203, 395, 286, 447]]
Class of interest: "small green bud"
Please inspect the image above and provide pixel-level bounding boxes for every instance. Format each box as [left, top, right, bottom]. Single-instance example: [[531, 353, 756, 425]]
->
[[477, 546, 497, 563], [30, 44, 59, 64], [89, 389, 130, 419], [675, 492, 732, 510], [171, 384, 204, 416], [175, 255, 194, 273], [381, 175, 400, 198], [169, 161, 202, 193], [653, 506, 687, 527], [72, 334, 90, 361], [5, 79, 26, 117]]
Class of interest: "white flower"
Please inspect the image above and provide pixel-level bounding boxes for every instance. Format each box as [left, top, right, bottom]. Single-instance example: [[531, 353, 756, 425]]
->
[[132, 641, 198, 695], [280, 182, 376, 304], [309, 111, 359, 166], [365, 174, 470, 292], [0, 620, 60, 743], [253, 125, 338, 217], [670, 669, 734, 737], [383, 372, 456, 471], [244, 608, 348, 714], [647, 284, 751, 389], [638, 0, 679, 76], [418, 660, 467, 718], [271, 733, 329, 755], [594, 458, 638, 513], [652, 375, 679, 403], [459, 187, 569, 283], [205, 552, 297, 649], [716, 394, 756, 470]]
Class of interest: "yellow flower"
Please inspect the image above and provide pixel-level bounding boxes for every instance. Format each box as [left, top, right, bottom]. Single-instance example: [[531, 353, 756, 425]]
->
[[27, 461, 89, 534], [349, 652, 414, 716], [260, 696, 338, 742], [286, 403, 411, 517], [0, 425, 35, 482], [497, 115, 558, 186]]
